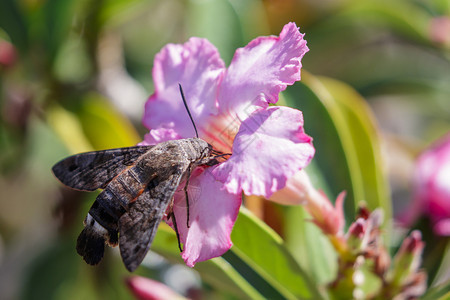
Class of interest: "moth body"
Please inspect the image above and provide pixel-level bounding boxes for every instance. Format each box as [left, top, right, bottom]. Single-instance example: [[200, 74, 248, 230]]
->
[[52, 137, 218, 271]]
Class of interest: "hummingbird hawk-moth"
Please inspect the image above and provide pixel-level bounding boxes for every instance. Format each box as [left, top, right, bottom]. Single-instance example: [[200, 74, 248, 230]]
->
[[52, 86, 225, 272]]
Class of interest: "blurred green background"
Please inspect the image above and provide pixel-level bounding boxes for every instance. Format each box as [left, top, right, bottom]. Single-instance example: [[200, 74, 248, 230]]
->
[[1, 0, 449, 299]]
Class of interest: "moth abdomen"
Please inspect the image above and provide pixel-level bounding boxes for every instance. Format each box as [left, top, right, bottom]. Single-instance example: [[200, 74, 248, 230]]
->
[[95, 190, 127, 219], [87, 200, 120, 247], [76, 215, 107, 265]]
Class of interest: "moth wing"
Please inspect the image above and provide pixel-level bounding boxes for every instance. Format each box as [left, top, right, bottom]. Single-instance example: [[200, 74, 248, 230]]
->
[[52, 145, 153, 191], [118, 167, 188, 272]]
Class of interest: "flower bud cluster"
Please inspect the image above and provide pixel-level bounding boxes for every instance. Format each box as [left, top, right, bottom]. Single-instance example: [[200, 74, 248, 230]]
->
[[329, 204, 426, 299], [272, 171, 427, 299]]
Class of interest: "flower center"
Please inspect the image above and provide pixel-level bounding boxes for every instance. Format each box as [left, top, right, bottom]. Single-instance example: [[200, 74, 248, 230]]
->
[[201, 113, 240, 154]]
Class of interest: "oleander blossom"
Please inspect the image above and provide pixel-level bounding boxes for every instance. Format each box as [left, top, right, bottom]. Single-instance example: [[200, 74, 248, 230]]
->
[[126, 276, 187, 300], [141, 22, 315, 266], [408, 133, 450, 236]]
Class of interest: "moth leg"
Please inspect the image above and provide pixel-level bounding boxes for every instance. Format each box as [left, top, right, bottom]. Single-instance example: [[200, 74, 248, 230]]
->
[[184, 164, 194, 228], [169, 211, 183, 252]]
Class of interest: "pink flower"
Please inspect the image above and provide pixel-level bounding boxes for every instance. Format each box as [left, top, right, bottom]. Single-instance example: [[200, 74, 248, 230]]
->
[[142, 23, 314, 266], [390, 231, 425, 286], [0, 39, 17, 68], [126, 276, 187, 300], [410, 133, 450, 236], [270, 171, 345, 236], [429, 16, 450, 47]]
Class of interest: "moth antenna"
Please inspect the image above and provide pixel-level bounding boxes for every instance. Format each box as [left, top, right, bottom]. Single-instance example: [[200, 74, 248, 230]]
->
[[178, 84, 199, 138]]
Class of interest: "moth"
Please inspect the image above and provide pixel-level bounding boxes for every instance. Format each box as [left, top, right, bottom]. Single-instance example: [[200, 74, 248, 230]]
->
[[52, 85, 225, 272]]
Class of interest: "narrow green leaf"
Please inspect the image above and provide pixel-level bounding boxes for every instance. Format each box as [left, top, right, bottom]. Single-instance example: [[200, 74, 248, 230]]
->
[[411, 217, 450, 286], [47, 105, 94, 154], [0, 0, 28, 51], [282, 204, 337, 285], [285, 73, 391, 224], [284, 76, 358, 220], [152, 224, 265, 300], [342, 0, 430, 43], [41, 0, 80, 60], [284, 74, 392, 282], [315, 76, 391, 220], [152, 208, 323, 299], [229, 208, 324, 299], [221, 249, 289, 299], [76, 93, 141, 149], [422, 281, 450, 300], [21, 240, 82, 300], [186, 0, 243, 64]]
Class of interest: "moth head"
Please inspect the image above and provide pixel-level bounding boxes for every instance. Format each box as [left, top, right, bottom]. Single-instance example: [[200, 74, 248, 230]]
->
[[193, 139, 230, 166], [192, 138, 213, 156]]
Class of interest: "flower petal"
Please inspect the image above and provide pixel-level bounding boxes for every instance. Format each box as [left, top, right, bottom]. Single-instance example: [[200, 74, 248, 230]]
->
[[143, 38, 225, 138], [213, 106, 315, 198], [169, 168, 241, 267], [139, 128, 182, 145], [218, 22, 308, 119], [126, 276, 187, 300], [269, 170, 312, 205], [406, 133, 450, 235], [433, 218, 450, 236]]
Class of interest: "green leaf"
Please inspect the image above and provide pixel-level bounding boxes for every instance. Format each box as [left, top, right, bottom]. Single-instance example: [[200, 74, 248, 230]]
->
[[411, 217, 450, 286], [53, 36, 93, 84], [285, 73, 391, 225], [49, 94, 141, 153], [185, 0, 271, 64], [152, 224, 264, 300], [303, 0, 449, 96], [315, 76, 391, 220], [422, 281, 450, 300], [22, 236, 137, 300], [282, 204, 337, 285], [48, 105, 94, 154], [22, 239, 85, 300], [152, 208, 323, 299], [341, 0, 430, 43], [284, 77, 357, 220], [226, 0, 270, 40], [283, 74, 392, 283], [76, 93, 141, 150], [41, 0, 80, 61], [277, 162, 338, 285], [0, 0, 28, 51], [229, 207, 323, 299], [186, 0, 243, 64]]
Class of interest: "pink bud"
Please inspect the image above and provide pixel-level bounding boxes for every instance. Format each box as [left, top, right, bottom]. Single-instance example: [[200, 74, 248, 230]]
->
[[126, 276, 187, 300], [429, 16, 450, 47], [270, 171, 346, 236], [347, 218, 367, 252], [374, 247, 391, 276], [348, 218, 365, 239], [305, 191, 345, 236], [390, 230, 425, 286], [356, 205, 370, 220], [0, 39, 17, 68], [402, 231, 425, 258]]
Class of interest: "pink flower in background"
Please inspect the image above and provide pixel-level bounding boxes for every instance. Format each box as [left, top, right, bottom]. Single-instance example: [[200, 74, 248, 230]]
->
[[126, 276, 187, 300], [142, 22, 314, 266], [429, 16, 450, 47], [0, 39, 17, 68], [410, 133, 450, 236]]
